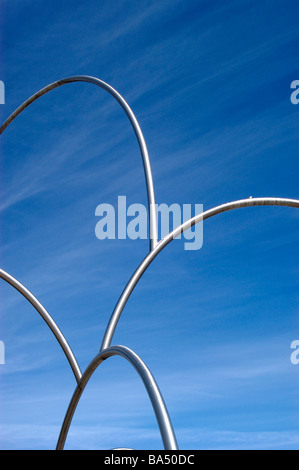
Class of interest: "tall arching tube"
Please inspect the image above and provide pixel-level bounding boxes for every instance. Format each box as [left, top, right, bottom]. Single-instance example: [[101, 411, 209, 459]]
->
[[0, 75, 158, 251]]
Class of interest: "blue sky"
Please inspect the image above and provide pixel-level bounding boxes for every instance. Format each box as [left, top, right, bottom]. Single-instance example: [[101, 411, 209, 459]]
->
[[0, 0, 298, 450]]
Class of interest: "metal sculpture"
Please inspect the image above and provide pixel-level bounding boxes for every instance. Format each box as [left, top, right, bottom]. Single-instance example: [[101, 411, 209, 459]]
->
[[0, 76, 298, 450]]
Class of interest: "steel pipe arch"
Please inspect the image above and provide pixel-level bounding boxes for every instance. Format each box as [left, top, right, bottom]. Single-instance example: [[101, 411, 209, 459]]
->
[[100, 196, 299, 351], [56, 345, 178, 450], [0, 75, 158, 251]]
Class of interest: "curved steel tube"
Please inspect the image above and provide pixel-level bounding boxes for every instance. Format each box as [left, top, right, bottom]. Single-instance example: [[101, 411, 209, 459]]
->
[[1, 80, 298, 450], [0, 75, 158, 251], [0, 268, 82, 383], [56, 345, 178, 450], [100, 197, 299, 351]]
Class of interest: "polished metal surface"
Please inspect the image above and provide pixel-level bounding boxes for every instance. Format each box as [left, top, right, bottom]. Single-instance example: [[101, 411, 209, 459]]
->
[[56, 345, 178, 450], [1, 76, 298, 450]]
